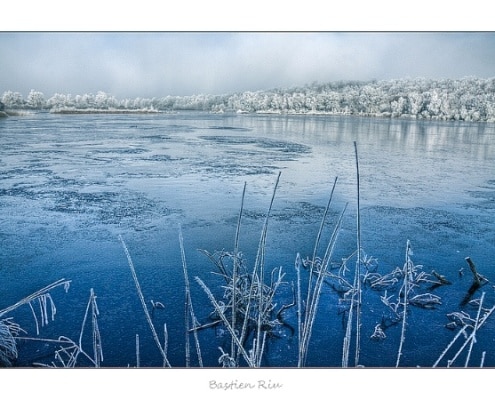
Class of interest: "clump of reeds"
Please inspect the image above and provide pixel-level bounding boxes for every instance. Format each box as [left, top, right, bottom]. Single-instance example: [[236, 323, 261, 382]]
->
[[194, 172, 294, 367], [364, 240, 445, 366], [295, 176, 348, 367], [30, 288, 103, 367], [0, 318, 23, 367], [118, 172, 292, 368], [432, 257, 494, 367], [433, 291, 495, 367], [0, 278, 71, 367]]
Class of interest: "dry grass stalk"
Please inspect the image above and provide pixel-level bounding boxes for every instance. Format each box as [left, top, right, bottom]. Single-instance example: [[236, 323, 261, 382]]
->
[[396, 240, 412, 367], [78, 288, 103, 367], [119, 235, 171, 367], [179, 224, 203, 367], [251, 171, 281, 366], [480, 351, 486, 367], [342, 142, 367, 367], [136, 334, 140, 368], [163, 323, 168, 362], [231, 181, 246, 361], [353, 141, 363, 367], [463, 292, 485, 367], [295, 252, 302, 360]]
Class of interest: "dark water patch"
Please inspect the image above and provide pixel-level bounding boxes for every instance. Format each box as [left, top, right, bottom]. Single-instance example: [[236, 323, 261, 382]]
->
[[207, 126, 251, 131], [191, 138, 312, 177], [141, 134, 173, 141], [44, 189, 176, 226], [363, 206, 477, 235], [22, 149, 69, 155], [0, 186, 54, 201], [239, 203, 333, 224], [199, 135, 257, 145], [87, 147, 149, 155], [0, 172, 110, 204], [270, 202, 334, 223], [47, 190, 119, 214], [197, 162, 279, 176], [143, 154, 175, 162], [467, 180, 495, 210], [223, 149, 259, 157], [112, 171, 175, 180], [48, 175, 106, 188], [199, 135, 311, 154], [1, 167, 54, 178], [414, 209, 465, 233], [208, 126, 252, 132], [162, 123, 197, 132], [360, 205, 495, 282], [256, 138, 311, 154], [22, 161, 52, 169]]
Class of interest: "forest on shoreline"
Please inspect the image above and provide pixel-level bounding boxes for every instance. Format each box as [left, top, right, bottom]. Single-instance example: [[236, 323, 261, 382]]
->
[[2, 77, 495, 122]]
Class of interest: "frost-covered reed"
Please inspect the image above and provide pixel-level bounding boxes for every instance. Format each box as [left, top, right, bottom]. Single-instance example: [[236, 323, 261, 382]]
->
[[119, 235, 171, 367]]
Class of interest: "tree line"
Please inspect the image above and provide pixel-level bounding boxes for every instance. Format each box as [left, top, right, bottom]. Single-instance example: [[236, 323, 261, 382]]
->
[[2, 77, 495, 122]]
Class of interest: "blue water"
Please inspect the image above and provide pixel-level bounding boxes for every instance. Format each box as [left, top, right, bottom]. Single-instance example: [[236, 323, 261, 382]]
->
[[1, 112, 494, 367]]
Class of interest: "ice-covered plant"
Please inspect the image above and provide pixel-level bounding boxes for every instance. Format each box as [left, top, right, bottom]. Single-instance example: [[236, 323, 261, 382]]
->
[[0, 278, 71, 367]]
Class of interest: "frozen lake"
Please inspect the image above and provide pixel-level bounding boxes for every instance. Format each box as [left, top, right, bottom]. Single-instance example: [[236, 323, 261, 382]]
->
[[1, 111, 494, 367]]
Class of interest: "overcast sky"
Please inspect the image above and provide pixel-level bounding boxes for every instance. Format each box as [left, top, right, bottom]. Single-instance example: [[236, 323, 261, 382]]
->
[[1, 32, 495, 99]]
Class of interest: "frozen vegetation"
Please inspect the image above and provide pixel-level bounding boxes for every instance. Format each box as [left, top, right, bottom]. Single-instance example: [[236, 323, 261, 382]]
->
[[2, 77, 495, 121]]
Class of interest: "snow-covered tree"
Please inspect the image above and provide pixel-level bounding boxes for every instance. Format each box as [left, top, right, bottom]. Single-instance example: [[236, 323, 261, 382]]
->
[[1, 91, 24, 108], [3, 77, 494, 120], [26, 90, 46, 109]]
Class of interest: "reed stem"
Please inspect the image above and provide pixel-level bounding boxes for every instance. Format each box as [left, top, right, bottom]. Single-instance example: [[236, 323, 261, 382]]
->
[[136, 334, 140, 368], [396, 240, 411, 368], [353, 141, 362, 367], [464, 292, 485, 367], [119, 235, 171, 367], [299, 176, 339, 367], [232, 182, 246, 360], [179, 225, 203, 367]]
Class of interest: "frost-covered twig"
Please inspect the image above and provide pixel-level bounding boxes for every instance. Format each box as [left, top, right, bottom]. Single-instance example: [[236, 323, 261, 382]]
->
[[0, 278, 71, 319]]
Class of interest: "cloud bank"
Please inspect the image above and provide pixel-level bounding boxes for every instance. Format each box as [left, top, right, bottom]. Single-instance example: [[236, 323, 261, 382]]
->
[[1, 32, 494, 98]]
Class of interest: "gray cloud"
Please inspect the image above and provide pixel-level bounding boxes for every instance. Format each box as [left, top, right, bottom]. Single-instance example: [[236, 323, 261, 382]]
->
[[1, 32, 494, 99]]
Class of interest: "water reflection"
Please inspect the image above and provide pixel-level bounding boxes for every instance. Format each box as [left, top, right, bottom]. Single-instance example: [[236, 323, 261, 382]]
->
[[214, 114, 495, 210], [229, 114, 495, 161]]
